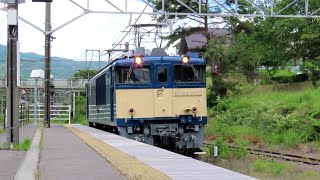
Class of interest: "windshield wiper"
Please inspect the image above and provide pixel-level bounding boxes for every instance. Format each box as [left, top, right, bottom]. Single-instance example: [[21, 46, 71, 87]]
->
[[190, 65, 199, 80], [126, 66, 133, 81]]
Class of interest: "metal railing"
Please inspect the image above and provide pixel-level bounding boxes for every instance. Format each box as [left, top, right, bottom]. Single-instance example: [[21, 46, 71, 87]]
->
[[28, 104, 72, 124], [1, 103, 30, 130], [0, 103, 71, 130]]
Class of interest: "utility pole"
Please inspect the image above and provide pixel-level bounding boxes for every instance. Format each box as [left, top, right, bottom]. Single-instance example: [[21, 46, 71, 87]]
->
[[5, 0, 22, 146], [44, 2, 52, 128]]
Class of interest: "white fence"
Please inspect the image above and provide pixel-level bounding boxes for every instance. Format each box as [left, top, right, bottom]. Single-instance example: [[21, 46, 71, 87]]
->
[[29, 104, 71, 124]]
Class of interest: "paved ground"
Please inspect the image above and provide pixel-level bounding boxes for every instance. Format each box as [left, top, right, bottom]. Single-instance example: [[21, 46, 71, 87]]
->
[[0, 151, 25, 180], [39, 125, 124, 180], [0, 124, 37, 180]]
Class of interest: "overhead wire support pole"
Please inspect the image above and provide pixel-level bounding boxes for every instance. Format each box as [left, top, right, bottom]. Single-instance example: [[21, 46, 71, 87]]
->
[[104, 0, 123, 13], [44, 1, 52, 128], [270, 0, 274, 16], [277, 0, 299, 15], [6, 0, 20, 146], [305, 0, 308, 16]]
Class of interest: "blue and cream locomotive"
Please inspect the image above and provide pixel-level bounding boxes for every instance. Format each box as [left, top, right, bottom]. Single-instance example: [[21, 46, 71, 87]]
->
[[86, 48, 207, 151]]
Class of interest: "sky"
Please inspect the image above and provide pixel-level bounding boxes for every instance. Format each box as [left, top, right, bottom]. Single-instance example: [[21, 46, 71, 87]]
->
[[0, 0, 172, 60]]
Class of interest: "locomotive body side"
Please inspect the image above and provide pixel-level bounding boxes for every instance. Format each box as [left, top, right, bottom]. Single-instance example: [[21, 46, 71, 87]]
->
[[87, 64, 116, 128]]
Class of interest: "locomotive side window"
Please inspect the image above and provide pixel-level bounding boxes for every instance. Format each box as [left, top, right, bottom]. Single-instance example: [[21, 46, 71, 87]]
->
[[157, 67, 167, 83], [115, 66, 151, 84], [174, 65, 206, 83]]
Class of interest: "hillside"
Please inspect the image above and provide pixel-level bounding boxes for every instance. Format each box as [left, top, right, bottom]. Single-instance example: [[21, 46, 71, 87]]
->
[[204, 84, 320, 179], [0, 44, 71, 61], [0, 44, 104, 79], [206, 84, 320, 148]]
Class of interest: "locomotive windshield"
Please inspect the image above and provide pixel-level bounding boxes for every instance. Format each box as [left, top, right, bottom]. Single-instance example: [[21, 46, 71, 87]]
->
[[115, 66, 151, 84], [174, 65, 206, 83]]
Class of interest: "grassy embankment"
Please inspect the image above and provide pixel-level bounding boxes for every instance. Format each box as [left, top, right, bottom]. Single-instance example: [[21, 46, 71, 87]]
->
[[204, 73, 320, 179], [206, 86, 320, 149]]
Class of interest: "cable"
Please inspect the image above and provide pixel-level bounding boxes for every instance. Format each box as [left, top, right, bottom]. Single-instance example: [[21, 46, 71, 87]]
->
[[102, 1, 151, 57]]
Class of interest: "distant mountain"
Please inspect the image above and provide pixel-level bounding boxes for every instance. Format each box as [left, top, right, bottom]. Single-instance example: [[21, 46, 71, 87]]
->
[[0, 44, 105, 79], [0, 44, 71, 61], [0, 44, 6, 60]]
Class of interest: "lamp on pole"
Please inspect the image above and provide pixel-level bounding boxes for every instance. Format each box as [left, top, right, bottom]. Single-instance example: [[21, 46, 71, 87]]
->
[[30, 69, 44, 126]]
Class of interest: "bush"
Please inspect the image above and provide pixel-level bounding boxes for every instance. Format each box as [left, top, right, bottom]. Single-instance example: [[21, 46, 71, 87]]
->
[[207, 78, 239, 107], [72, 95, 88, 125], [272, 73, 309, 84]]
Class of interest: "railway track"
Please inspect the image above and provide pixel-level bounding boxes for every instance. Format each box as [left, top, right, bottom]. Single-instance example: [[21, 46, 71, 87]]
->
[[203, 142, 320, 166]]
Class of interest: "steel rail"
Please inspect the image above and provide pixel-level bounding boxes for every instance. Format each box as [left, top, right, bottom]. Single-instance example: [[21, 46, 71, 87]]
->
[[203, 142, 320, 166]]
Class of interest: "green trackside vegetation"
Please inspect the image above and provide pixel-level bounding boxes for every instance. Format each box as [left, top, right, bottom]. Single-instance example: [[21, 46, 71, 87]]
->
[[0, 113, 4, 134], [72, 94, 88, 126], [71, 70, 97, 125], [205, 86, 320, 149], [204, 83, 320, 179]]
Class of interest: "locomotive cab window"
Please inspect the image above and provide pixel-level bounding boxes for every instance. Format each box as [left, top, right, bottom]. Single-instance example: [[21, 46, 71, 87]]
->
[[115, 66, 151, 84], [174, 65, 205, 83], [157, 67, 167, 83]]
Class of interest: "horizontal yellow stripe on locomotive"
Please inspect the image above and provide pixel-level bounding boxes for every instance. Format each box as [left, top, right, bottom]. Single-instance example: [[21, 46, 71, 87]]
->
[[116, 88, 207, 119]]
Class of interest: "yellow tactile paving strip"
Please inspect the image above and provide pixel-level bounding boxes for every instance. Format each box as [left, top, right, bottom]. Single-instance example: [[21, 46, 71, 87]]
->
[[64, 125, 171, 180]]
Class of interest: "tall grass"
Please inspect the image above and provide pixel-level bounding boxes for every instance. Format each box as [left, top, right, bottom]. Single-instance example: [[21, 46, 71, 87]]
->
[[206, 86, 320, 148]]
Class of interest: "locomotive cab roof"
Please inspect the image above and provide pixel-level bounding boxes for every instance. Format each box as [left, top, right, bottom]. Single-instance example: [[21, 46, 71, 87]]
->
[[88, 48, 205, 81], [114, 56, 205, 67], [115, 48, 205, 66]]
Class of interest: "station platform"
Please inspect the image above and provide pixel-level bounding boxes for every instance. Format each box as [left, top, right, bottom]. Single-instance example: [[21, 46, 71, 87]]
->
[[0, 124, 36, 180], [0, 124, 256, 180], [39, 125, 124, 180], [66, 124, 256, 180]]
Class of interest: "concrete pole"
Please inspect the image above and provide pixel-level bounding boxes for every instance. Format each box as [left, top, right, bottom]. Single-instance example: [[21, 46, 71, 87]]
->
[[34, 78, 37, 125], [6, 1, 19, 145], [44, 2, 52, 128]]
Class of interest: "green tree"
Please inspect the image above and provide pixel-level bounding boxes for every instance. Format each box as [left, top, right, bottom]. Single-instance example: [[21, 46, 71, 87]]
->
[[151, 0, 211, 47], [204, 36, 237, 106], [73, 69, 97, 79], [228, 32, 261, 84]]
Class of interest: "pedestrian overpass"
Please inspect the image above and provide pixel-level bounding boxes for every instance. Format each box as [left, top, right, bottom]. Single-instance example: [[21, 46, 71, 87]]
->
[[0, 79, 87, 91]]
